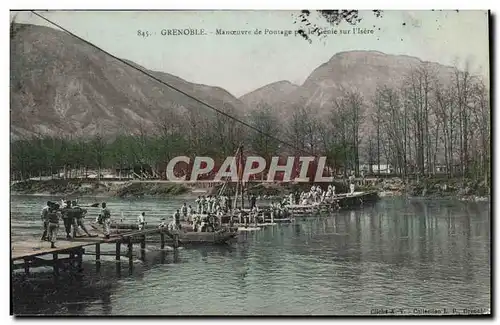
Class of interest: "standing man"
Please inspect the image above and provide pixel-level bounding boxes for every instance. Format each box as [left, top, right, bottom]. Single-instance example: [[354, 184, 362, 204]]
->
[[201, 196, 207, 213], [181, 203, 188, 221], [100, 202, 111, 239], [47, 204, 61, 249], [195, 196, 202, 214], [40, 201, 51, 241], [208, 196, 214, 213], [227, 196, 233, 212], [73, 202, 93, 237], [61, 200, 75, 240], [173, 209, 181, 230], [137, 212, 146, 230], [251, 193, 257, 210], [349, 174, 355, 195], [187, 205, 193, 225]]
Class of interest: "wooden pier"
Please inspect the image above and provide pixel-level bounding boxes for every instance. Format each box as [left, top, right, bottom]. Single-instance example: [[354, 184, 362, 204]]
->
[[11, 227, 180, 276]]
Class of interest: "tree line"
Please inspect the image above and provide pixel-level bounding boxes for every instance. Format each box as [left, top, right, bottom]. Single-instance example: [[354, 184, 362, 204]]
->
[[11, 62, 490, 187]]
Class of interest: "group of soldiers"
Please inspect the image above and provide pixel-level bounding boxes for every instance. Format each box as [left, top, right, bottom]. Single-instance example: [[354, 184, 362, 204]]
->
[[276, 185, 335, 207], [40, 200, 112, 248], [281, 182, 357, 207], [194, 195, 234, 215]]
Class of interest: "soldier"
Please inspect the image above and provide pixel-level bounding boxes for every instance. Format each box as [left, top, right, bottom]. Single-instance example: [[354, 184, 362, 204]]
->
[[173, 209, 181, 230], [210, 196, 217, 213], [195, 196, 202, 214], [187, 205, 194, 224], [99, 202, 111, 239], [72, 201, 93, 237], [201, 196, 207, 213], [349, 174, 355, 195], [181, 202, 188, 221], [47, 204, 61, 248], [137, 212, 146, 230], [251, 193, 257, 209], [205, 196, 211, 213], [40, 201, 51, 241], [61, 200, 75, 239]]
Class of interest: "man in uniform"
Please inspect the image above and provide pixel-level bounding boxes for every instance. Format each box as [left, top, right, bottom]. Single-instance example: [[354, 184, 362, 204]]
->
[[195, 196, 202, 214], [173, 209, 181, 230], [40, 201, 51, 241], [72, 201, 93, 237], [100, 202, 111, 239], [251, 194, 257, 210], [201, 196, 207, 213], [349, 174, 355, 195], [137, 212, 146, 230], [187, 205, 193, 225], [181, 202, 188, 221], [47, 204, 61, 248], [208, 196, 215, 213], [61, 200, 75, 239]]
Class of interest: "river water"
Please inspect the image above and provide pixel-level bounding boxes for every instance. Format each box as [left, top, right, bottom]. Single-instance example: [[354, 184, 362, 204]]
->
[[10, 195, 491, 316]]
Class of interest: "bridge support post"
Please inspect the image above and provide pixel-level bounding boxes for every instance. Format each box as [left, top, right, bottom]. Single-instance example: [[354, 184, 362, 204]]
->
[[23, 258, 29, 275], [115, 242, 121, 275], [160, 233, 165, 249], [127, 238, 133, 271], [173, 234, 179, 249], [95, 243, 101, 271], [76, 248, 83, 272], [140, 235, 146, 261], [52, 253, 59, 276]]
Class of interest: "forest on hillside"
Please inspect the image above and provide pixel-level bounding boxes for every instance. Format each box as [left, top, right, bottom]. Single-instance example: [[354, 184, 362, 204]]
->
[[10, 61, 490, 187]]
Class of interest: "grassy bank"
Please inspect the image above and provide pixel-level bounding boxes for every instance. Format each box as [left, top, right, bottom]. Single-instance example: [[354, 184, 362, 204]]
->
[[10, 180, 189, 198], [215, 177, 490, 200], [11, 177, 490, 200], [360, 176, 491, 200], [214, 181, 350, 197]]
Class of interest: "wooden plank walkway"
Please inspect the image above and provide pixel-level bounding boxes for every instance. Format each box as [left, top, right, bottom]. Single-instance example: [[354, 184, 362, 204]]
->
[[11, 228, 166, 261]]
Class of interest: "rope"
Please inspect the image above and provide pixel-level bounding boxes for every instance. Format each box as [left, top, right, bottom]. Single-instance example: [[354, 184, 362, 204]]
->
[[30, 11, 319, 158]]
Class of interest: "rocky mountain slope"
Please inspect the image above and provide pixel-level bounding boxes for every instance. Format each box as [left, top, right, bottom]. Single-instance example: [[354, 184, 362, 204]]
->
[[11, 23, 464, 141], [10, 23, 246, 140], [239, 80, 300, 112], [240, 50, 457, 119]]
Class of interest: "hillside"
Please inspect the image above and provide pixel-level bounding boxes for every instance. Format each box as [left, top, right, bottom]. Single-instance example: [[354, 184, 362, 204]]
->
[[10, 23, 246, 139], [239, 80, 300, 112], [10, 23, 468, 141], [240, 50, 457, 120]]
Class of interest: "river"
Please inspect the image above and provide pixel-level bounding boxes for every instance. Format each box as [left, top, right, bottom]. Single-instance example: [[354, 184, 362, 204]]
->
[[10, 195, 491, 316]]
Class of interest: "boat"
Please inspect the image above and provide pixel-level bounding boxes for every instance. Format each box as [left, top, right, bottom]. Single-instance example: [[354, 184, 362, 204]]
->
[[282, 190, 380, 217], [164, 228, 237, 244], [107, 222, 238, 245]]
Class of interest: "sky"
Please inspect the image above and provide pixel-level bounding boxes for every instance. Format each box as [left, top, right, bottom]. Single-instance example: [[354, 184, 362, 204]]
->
[[12, 10, 489, 97]]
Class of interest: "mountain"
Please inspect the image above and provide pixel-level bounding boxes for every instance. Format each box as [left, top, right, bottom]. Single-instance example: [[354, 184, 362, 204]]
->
[[239, 80, 300, 112], [10, 23, 246, 140], [10, 23, 465, 141], [240, 50, 457, 119]]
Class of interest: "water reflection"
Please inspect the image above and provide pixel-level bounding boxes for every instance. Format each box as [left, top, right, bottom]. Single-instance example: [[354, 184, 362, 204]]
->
[[10, 196, 490, 315]]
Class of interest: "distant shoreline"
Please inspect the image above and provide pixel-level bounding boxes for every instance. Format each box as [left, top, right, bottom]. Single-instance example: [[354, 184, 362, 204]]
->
[[10, 177, 490, 202], [10, 179, 196, 199]]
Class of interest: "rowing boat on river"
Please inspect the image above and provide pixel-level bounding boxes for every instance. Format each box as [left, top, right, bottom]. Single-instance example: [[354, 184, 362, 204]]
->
[[108, 222, 237, 244]]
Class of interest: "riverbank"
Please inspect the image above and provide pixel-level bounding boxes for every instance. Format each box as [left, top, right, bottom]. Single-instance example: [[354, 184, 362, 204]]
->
[[10, 180, 190, 198], [10, 177, 490, 201], [358, 177, 490, 201]]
